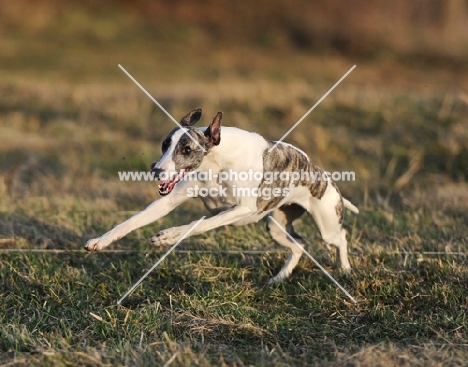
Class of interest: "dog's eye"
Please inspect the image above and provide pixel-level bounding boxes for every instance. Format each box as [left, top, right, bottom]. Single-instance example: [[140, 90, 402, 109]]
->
[[162, 140, 170, 152], [182, 146, 191, 155]]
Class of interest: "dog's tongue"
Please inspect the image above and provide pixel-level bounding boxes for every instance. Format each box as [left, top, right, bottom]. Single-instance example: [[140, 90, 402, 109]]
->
[[158, 169, 185, 195]]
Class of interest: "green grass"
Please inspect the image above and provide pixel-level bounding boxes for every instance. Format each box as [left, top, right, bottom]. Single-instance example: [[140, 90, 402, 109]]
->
[[1, 249, 467, 365], [1, 3, 468, 366]]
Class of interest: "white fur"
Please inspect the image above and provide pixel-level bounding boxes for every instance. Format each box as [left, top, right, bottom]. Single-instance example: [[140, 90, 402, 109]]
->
[[154, 128, 187, 172]]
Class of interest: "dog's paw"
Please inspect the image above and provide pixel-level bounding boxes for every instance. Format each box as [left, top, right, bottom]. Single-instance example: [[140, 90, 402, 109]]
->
[[266, 278, 277, 286], [338, 266, 352, 276], [85, 238, 104, 252], [267, 275, 286, 285], [150, 228, 183, 247]]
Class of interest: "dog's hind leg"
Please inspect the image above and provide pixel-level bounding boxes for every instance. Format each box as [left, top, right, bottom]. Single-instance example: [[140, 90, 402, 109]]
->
[[308, 189, 351, 271], [266, 204, 306, 284]]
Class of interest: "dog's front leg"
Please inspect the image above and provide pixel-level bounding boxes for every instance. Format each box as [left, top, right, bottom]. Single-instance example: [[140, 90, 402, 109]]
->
[[151, 206, 253, 246], [85, 191, 190, 252]]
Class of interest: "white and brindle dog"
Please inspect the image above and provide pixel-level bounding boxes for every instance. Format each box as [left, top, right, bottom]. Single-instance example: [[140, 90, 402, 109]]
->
[[85, 108, 359, 284]]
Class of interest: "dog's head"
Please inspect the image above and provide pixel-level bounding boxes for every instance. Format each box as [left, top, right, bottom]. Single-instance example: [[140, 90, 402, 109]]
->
[[150, 108, 222, 195]]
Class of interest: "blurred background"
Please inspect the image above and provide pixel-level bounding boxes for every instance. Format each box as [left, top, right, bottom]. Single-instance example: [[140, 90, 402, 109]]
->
[[0, 0, 467, 250]]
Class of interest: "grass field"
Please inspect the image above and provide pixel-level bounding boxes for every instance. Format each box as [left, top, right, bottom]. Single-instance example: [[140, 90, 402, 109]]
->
[[1, 2, 468, 366]]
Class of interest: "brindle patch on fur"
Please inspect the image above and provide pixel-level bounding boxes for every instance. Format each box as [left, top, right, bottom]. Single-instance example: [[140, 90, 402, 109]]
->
[[331, 181, 344, 224], [173, 129, 207, 171], [256, 142, 331, 212], [307, 164, 327, 199], [335, 200, 344, 224], [257, 144, 301, 212]]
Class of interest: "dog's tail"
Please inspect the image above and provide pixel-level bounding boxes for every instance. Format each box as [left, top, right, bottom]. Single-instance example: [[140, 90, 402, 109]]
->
[[343, 198, 359, 214]]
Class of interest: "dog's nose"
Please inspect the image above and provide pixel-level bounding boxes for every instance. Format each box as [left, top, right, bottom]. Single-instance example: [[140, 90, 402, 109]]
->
[[150, 162, 157, 170], [151, 167, 164, 180]]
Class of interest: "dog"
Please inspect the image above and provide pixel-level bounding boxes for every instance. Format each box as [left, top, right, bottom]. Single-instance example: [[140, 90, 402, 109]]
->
[[85, 108, 359, 284]]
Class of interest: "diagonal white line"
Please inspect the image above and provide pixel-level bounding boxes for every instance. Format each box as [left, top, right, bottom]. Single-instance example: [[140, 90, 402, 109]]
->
[[118, 64, 206, 152], [117, 216, 206, 305], [268, 65, 356, 152], [268, 216, 358, 304]]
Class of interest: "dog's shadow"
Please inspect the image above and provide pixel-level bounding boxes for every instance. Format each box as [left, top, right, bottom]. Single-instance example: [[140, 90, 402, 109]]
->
[[0, 211, 82, 249]]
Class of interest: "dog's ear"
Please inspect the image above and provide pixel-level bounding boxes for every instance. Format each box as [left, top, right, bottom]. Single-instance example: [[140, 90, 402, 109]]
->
[[204, 112, 222, 146], [180, 107, 202, 127]]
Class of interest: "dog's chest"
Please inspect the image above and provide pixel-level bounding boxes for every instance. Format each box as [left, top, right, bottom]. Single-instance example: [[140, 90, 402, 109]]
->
[[198, 178, 239, 214]]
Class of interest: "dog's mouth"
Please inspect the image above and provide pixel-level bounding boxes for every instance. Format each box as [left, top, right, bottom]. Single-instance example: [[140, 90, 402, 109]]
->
[[158, 169, 189, 195]]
